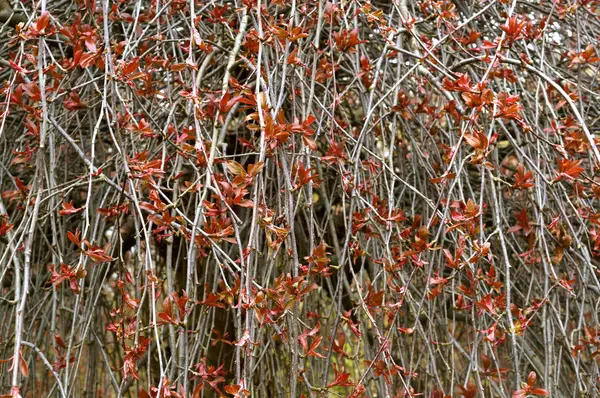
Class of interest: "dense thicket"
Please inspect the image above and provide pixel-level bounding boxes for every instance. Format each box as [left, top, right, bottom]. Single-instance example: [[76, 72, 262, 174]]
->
[[1, 0, 600, 397]]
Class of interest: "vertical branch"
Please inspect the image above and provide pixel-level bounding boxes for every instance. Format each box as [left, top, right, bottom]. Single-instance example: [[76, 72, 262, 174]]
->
[[488, 170, 521, 387]]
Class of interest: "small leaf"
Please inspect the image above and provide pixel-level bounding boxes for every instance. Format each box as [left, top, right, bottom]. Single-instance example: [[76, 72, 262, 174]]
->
[[527, 371, 537, 386], [19, 355, 28, 377], [225, 160, 246, 177], [36, 11, 51, 32]]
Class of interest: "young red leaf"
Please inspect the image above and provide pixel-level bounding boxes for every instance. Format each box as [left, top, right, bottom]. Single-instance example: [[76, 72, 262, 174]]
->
[[327, 363, 354, 388], [58, 201, 84, 216], [36, 11, 51, 33], [67, 229, 81, 247], [555, 158, 584, 181]]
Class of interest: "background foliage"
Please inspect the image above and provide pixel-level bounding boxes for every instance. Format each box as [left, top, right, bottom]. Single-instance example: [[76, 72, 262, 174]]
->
[[1, 0, 600, 396]]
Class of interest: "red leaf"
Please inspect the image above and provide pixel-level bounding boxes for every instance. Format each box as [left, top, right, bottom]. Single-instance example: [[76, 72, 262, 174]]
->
[[306, 335, 326, 358], [138, 389, 151, 398], [36, 11, 51, 33], [512, 390, 526, 398], [0, 217, 14, 236], [55, 334, 67, 349], [84, 245, 114, 263], [225, 160, 247, 177], [8, 60, 33, 74], [527, 371, 537, 386], [235, 330, 252, 347], [476, 294, 497, 315], [67, 229, 81, 247], [58, 201, 85, 216], [464, 129, 488, 151], [64, 92, 87, 111], [19, 354, 28, 377], [122, 57, 140, 76], [85, 36, 97, 53], [500, 16, 526, 42], [555, 158, 584, 181], [531, 389, 550, 396], [457, 383, 478, 398], [327, 363, 354, 388], [513, 163, 535, 189]]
